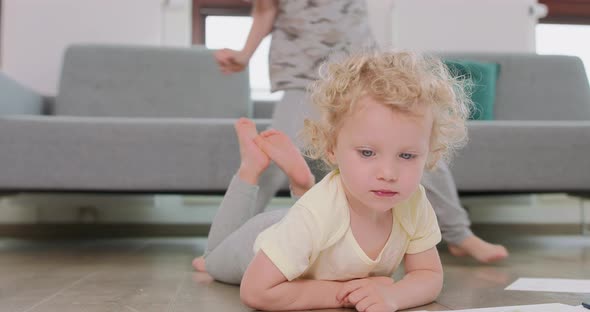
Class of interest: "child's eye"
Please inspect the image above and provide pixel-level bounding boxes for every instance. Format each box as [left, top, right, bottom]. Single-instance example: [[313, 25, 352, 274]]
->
[[400, 153, 416, 160], [359, 150, 375, 158]]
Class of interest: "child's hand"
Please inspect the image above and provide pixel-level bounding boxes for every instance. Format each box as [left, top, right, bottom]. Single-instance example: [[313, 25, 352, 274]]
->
[[336, 277, 399, 312], [214, 48, 248, 74]]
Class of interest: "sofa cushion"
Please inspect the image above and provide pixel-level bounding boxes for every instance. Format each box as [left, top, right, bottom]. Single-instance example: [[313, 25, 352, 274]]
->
[[452, 120, 590, 192], [0, 73, 43, 115], [0, 115, 275, 192], [444, 60, 499, 120], [55, 45, 251, 118]]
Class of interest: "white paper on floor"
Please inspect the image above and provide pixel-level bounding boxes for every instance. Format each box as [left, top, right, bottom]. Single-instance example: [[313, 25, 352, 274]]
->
[[505, 278, 590, 293], [413, 303, 586, 312]]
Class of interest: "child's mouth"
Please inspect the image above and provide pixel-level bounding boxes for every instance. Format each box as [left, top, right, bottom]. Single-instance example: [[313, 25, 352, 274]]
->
[[371, 190, 398, 197]]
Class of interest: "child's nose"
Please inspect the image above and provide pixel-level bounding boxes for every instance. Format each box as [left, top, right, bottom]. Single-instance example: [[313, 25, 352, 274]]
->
[[378, 159, 399, 182]]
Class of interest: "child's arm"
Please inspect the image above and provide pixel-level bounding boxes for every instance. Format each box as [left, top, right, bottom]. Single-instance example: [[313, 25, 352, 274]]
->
[[337, 247, 443, 311], [214, 0, 278, 73], [240, 250, 347, 311]]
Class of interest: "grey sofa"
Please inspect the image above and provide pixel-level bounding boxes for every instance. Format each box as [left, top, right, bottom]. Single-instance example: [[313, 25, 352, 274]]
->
[[1, 45, 589, 195], [0, 45, 260, 194]]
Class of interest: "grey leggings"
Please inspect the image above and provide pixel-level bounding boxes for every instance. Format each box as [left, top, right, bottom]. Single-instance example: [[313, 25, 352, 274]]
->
[[203, 90, 473, 284], [204, 175, 287, 285], [422, 161, 473, 244], [204, 90, 310, 284]]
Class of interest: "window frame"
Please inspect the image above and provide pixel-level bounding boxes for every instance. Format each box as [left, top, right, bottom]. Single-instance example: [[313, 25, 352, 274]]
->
[[539, 0, 590, 25], [192, 0, 250, 44]]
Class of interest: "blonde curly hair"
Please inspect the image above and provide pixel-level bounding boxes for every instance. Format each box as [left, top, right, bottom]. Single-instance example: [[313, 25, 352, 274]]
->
[[302, 51, 472, 170]]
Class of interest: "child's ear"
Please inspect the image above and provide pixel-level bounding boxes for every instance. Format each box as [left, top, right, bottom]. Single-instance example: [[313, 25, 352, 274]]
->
[[327, 149, 337, 165]]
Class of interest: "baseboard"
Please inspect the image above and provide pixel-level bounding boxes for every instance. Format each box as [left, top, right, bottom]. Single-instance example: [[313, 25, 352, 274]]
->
[[0, 223, 586, 239], [471, 223, 587, 235], [0, 223, 211, 239]]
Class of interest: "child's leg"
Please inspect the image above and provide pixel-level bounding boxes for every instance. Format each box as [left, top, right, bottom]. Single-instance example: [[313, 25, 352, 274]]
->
[[422, 161, 473, 244], [202, 127, 316, 279], [205, 118, 270, 254], [252, 89, 317, 212], [255, 129, 315, 197], [204, 209, 286, 285], [422, 161, 508, 263]]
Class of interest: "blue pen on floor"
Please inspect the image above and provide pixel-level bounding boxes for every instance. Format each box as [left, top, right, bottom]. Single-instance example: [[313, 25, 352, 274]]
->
[[582, 300, 590, 310]]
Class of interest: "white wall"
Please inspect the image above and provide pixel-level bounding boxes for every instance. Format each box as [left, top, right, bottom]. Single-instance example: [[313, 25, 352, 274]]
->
[[367, 0, 547, 53], [1, 0, 191, 95], [365, 0, 395, 49], [161, 0, 193, 47]]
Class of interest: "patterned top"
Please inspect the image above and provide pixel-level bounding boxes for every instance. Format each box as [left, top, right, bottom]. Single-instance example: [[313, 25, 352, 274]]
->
[[269, 0, 376, 92]]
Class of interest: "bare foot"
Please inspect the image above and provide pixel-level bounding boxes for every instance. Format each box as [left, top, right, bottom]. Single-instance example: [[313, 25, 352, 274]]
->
[[448, 235, 509, 264], [191, 271, 214, 285], [192, 256, 207, 272], [235, 118, 270, 185], [254, 129, 315, 196]]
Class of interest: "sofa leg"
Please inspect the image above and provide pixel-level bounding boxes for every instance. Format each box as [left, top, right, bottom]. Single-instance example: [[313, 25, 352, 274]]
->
[[568, 193, 590, 236], [579, 197, 589, 236]]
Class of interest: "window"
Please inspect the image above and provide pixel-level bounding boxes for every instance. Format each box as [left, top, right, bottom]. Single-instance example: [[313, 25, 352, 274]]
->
[[205, 15, 283, 101], [536, 24, 590, 80]]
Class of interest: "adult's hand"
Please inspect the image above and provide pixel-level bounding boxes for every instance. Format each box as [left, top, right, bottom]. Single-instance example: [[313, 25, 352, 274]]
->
[[214, 48, 249, 74]]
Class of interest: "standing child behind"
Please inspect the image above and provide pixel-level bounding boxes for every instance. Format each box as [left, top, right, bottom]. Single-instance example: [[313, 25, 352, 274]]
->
[[197, 51, 471, 312]]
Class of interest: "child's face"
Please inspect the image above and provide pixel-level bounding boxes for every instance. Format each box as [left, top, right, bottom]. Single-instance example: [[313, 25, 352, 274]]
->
[[328, 96, 433, 213]]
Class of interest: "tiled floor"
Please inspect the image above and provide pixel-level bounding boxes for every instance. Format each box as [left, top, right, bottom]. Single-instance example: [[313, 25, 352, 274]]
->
[[0, 232, 588, 312]]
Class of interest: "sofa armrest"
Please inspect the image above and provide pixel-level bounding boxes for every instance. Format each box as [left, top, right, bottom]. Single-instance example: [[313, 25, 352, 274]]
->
[[0, 73, 44, 115], [452, 121, 590, 194]]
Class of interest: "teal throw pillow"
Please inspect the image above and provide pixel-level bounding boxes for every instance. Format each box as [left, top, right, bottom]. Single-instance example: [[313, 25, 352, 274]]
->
[[444, 60, 500, 120]]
